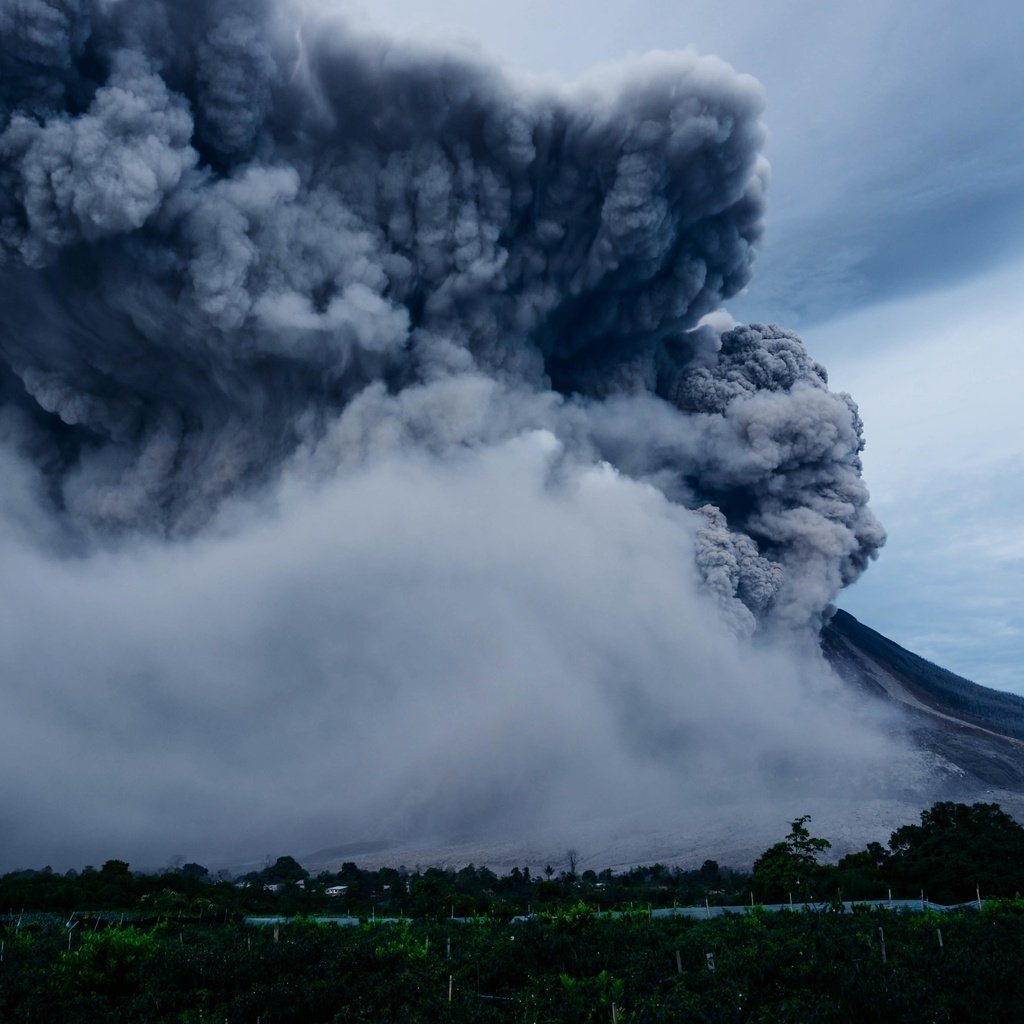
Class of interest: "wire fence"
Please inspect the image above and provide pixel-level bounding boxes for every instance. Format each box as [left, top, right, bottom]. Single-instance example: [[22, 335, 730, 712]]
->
[[0, 897, 987, 932], [649, 897, 983, 919]]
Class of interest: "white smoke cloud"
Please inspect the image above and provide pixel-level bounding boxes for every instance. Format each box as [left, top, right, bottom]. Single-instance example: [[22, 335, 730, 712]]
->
[[0, 433, 900, 869]]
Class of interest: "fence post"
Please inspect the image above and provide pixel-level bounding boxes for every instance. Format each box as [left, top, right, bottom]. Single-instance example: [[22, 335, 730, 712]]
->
[[676, 949, 682, 974], [878, 927, 887, 964]]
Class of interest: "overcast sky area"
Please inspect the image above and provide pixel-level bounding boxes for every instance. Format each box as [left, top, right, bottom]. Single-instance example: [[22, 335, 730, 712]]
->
[[340, 0, 1024, 693]]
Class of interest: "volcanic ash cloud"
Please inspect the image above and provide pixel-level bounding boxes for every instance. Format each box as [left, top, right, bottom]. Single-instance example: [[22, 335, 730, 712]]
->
[[0, 0, 895, 868]]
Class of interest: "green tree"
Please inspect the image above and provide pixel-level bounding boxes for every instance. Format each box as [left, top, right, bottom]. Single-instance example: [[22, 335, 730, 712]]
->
[[887, 801, 1024, 903], [96, 859, 135, 906], [835, 841, 889, 899], [260, 855, 309, 884], [752, 815, 832, 902]]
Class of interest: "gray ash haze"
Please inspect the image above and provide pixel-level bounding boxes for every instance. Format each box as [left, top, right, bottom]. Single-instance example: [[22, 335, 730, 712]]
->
[[0, 0, 910, 870]]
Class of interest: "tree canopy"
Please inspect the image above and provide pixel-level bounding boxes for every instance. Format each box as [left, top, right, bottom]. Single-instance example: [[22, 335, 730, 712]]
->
[[886, 801, 1024, 903], [752, 815, 832, 902]]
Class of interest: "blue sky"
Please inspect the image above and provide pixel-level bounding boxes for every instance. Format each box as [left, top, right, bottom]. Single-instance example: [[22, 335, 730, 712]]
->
[[335, 0, 1024, 692]]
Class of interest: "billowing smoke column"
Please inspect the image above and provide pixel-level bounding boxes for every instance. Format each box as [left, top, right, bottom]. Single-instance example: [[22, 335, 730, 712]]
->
[[0, 0, 893, 868]]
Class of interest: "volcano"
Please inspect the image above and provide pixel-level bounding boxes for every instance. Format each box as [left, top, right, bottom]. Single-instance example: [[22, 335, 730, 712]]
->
[[1, 1, 1018, 874]]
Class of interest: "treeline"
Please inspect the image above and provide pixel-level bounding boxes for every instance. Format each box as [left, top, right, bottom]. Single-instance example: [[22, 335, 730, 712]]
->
[[3, 802, 1023, 920], [0, 856, 752, 921], [751, 801, 1024, 906]]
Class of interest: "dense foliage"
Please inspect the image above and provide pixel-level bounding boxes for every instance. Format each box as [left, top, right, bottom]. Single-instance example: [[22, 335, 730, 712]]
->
[[4, 902, 1024, 1022]]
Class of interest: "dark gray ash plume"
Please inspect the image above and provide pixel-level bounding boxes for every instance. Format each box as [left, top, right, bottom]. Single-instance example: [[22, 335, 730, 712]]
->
[[0, 0, 881, 628], [0, 0, 894, 869]]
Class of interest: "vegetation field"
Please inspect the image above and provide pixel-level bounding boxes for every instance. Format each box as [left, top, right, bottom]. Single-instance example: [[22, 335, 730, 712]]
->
[[4, 903, 1024, 1023]]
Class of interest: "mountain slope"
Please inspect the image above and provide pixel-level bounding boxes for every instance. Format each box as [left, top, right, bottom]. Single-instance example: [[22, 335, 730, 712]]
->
[[823, 609, 1024, 790]]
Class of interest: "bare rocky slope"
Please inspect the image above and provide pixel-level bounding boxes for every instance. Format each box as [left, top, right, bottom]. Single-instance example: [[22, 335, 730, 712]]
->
[[822, 609, 1024, 793]]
